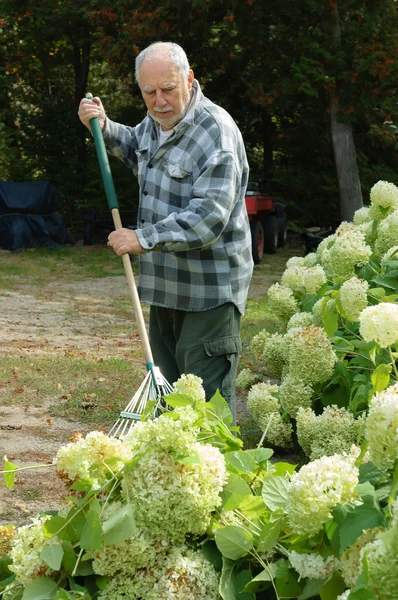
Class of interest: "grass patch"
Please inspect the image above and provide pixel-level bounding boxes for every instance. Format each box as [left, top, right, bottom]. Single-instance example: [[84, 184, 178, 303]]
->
[[0, 355, 146, 427], [0, 246, 130, 292], [21, 489, 42, 501]]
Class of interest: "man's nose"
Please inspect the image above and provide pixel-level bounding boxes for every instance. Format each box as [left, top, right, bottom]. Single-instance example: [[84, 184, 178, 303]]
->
[[154, 89, 167, 107]]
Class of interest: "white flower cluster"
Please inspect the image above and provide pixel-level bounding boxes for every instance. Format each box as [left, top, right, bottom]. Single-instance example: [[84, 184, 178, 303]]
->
[[9, 517, 58, 584], [340, 527, 382, 588], [321, 223, 372, 282], [381, 245, 398, 266], [361, 503, 398, 600], [123, 408, 227, 541], [93, 503, 165, 575], [247, 382, 279, 420], [98, 544, 219, 600], [365, 383, 398, 468], [339, 277, 369, 322], [172, 373, 206, 402], [286, 311, 314, 331], [251, 329, 271, 360], [287, 326, 338, 386], [235, 367, 262, 390], [296, 406, 366, 460], [281, 265, 327, 296], [311, 297, 338, 328], [266, 282, 299, 324], [279, 375, 314, 418], [353, 206, 371, 225], [375, 209, 398, 257], [359, 302, 398, 348], [288, 550, 339, 580], [370, 180, 398, 210], [261, 332, 289, 379], [55, 430, 132, 487], [286, 453, 359, 536], [246, 382, 293, 448]]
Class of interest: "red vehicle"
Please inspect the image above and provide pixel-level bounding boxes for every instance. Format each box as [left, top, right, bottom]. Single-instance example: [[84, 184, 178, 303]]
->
[[245, 182, 287, 264]]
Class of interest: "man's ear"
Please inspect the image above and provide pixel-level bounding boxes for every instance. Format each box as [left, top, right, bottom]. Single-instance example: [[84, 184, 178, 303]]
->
[[188, 69, 194, 91]]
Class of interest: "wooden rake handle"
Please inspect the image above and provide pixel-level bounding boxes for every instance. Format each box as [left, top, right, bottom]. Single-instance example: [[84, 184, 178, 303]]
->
[[86, 93, 154, 370]]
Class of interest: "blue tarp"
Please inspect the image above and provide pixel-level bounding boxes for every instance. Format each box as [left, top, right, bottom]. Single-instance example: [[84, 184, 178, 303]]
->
[[0, 181, 67, 251]]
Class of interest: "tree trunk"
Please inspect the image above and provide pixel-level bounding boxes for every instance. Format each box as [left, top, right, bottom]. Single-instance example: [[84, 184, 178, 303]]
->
[[330, 98, 363, 221], [330, 2, 363, 222]]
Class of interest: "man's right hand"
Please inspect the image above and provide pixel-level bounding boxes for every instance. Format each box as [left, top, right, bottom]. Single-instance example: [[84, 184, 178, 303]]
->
[[78, 96, 106, 131]]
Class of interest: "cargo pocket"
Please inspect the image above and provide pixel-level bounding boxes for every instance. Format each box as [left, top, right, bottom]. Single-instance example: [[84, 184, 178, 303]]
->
[[203, 336, 241, 414]]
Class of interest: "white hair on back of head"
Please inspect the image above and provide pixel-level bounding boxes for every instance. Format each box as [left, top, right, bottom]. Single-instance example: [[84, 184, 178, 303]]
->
[[135, 42, 190, 84]]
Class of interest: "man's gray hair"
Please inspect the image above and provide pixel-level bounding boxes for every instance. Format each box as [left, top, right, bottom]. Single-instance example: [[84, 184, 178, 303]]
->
[[135, 42, 191, 84]]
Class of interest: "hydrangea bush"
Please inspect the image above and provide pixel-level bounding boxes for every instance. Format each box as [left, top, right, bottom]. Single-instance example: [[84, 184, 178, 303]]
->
[[242, 179, 398, 455], [2, 375, 398, 599]]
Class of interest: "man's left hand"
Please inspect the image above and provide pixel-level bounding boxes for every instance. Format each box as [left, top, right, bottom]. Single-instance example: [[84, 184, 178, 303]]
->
[[108, 228, 143, 256]]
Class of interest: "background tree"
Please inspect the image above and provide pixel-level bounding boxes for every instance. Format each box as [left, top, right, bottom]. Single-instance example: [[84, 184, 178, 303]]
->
[[0, 0, 397, 233]]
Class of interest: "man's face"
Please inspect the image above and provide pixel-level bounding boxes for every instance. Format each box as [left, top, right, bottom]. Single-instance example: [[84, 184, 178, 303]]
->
[[139, 57, 194, 130]]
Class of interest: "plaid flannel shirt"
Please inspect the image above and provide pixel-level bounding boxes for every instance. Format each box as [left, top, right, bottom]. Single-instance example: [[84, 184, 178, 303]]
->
[[103, 80, 253, 314]]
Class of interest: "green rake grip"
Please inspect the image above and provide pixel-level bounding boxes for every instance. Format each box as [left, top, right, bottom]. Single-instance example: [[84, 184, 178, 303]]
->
[[86, 93, 119, 211], [85, 92, 155, 371]]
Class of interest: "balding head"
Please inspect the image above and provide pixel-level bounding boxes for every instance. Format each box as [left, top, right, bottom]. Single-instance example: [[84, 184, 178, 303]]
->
[[135, 42, 190, 85]]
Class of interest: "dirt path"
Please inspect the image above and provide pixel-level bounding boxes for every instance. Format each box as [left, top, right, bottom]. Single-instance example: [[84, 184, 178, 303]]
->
[[0, 258, 285, 525]]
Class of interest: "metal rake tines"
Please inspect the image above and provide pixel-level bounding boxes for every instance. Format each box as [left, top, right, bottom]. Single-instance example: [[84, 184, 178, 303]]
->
[[108, 367, 174, 438]]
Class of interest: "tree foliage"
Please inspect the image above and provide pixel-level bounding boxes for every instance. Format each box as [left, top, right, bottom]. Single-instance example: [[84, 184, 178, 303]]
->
[[0, 0, 397, 231]]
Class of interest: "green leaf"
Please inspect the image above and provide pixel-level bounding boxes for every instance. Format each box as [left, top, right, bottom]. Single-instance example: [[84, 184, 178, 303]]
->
[[243, 565, 277, 594], [237, 495, 266, 519], [257, 519, 282, 552], [262, 476, 290, 511], [320, 571, 346, 600], [214, 525, 253, 560], [61, 541, 76, 572], [175, 451, 201, 465], [347, 589, 377, 599], [22, 577, 58, 600], [0, 555, 13, 581], [53, 590, 76, 600], [225, 451, 257, 475], [275, 560, 303, 597], [235, 569, 256, 600], [297, 579, 324, 600], [162, 392, 194, 408], [3, 585, 24, 600], [244, 448, 273, 467], [80, 509, 102, 551], [201, 540, 223, 572], [65, 508, 87, 543], [321, 387, 349, 408], [102, 502, 136, 546], [220, 473, 252, 510], [40, 543, 64, 571], [301, 294, 319, 312], [3, 457, 18, 490], [339, 504, 384, 552], [219, 558, 238, 600], [270, 462, 297, 477], [371, 363, 392, 392], [95, 576, 109, 591], [323, 311, 339, 337], [43, 516, 70, 541], [371, 276, 398, 291], [207, 390, 233, 425]]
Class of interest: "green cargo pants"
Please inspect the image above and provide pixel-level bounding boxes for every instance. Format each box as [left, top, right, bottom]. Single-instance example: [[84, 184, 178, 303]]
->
[[149, 302, 242, 422]]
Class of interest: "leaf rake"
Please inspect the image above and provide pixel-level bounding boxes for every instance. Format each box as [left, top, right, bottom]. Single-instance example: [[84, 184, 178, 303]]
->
[[86, 93, 173, 437]]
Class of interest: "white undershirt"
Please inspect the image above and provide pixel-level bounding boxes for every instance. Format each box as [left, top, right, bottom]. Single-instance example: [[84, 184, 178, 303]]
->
[[159, 127, 174, 145]]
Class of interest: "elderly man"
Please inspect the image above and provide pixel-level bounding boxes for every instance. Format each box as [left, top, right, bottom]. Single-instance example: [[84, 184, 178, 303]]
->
[[78, 41, 253, 420]]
